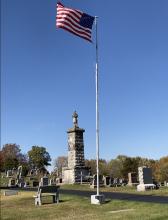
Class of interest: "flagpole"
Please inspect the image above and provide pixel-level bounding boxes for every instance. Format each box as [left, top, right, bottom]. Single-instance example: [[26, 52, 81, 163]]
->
[[95, 16, 99, 196], [91, 16, 105, 205]]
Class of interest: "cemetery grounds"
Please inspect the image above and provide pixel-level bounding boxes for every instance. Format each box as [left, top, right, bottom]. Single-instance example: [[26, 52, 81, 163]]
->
[[1, 185, 168, 220]]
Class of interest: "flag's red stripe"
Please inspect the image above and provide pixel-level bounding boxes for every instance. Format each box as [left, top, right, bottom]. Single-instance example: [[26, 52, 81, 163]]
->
[[57, 14, 91, 32], [57, 21, 91, 39], [57, 3, 82, 16], [57, 8, 82, 19], [57, 11, 80, 24], [57, 25, 92, 42]]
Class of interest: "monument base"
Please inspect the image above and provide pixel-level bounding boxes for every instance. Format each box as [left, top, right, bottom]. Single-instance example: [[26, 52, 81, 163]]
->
[[137, 184, 155, 191], [91, 194, 105, 205], [62, 166, 90, 184], [127, 183, 139, 187]]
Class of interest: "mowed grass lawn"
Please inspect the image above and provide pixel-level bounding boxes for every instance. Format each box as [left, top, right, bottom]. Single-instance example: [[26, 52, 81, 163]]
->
[[1, 187, 168, 220]]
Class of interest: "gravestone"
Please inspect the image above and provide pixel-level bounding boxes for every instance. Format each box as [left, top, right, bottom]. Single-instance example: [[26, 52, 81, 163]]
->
[[49, 179, 56, 186], [17, 166, 22, 179], [103, 176, 112, 186], [137, 167, 155, 191], [6, 170, 13, 177], [112, 178, 121, 186], [128, 172, 138, 186], [119, 178, 127, 186], [24, 181, 30, 187], [90, 175, 104, 188], [40, 176, 49, 186], [164, 181, 168, 186], [8, 179, 16, 187], [56, 177, 62, 184], [19, 178, 25, 188], [4, 190, 18, 196]]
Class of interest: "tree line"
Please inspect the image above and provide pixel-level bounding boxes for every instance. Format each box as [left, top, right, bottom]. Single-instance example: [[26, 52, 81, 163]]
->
[[54, 155, 168, 182], [0, 144, 51, 175], [1, 143, 168, 182], [85, 155, 168, 182]]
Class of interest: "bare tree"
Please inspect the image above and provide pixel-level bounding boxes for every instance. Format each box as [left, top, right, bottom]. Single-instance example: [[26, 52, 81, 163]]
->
[[53, 156, 68, 177]]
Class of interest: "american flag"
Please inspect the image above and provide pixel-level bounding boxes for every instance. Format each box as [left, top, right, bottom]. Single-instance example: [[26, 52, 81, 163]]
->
[[56, 2, 95, 42]]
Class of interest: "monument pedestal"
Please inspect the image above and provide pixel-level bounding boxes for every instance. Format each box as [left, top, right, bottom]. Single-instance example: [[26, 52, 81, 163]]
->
[[91, 194, 105, 205], [137, 183, 155, 191], [62, 112, 90, 184], [62, 166, 89, 184]]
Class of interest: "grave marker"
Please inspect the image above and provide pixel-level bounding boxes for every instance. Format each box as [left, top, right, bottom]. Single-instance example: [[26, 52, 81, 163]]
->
[[137, 167, 155, 191]]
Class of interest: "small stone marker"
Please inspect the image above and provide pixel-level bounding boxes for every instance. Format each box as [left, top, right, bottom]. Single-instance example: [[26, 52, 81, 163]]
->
[[90, 175, 104, 188], [4, 190, 18, 196]]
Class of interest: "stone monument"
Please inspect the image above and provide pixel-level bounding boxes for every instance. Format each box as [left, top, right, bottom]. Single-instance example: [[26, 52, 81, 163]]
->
[[137, 166, 155, 191], [62, 111, 90, 184]]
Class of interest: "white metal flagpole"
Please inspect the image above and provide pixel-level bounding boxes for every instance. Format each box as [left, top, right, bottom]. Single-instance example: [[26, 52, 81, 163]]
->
[[91, 16, 105, 205], [95, 16, 100, 197]]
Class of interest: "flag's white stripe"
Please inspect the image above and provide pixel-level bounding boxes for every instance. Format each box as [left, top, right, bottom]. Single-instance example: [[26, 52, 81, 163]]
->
[[57, 16, 91, 33], [57, 11, 80, 23], [57, 11, 82, 23], [57, 22, 91, 40], [57, 8, 82, 18], [57, 6, 82, 17]]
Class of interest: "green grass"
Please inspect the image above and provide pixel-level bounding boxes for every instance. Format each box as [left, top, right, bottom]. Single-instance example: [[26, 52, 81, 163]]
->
[[61, 183, 168, 196], [1, 187, 168, 220]]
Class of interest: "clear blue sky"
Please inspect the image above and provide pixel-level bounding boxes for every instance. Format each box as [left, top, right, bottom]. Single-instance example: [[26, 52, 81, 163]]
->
[[1, 0, 168, 168]]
